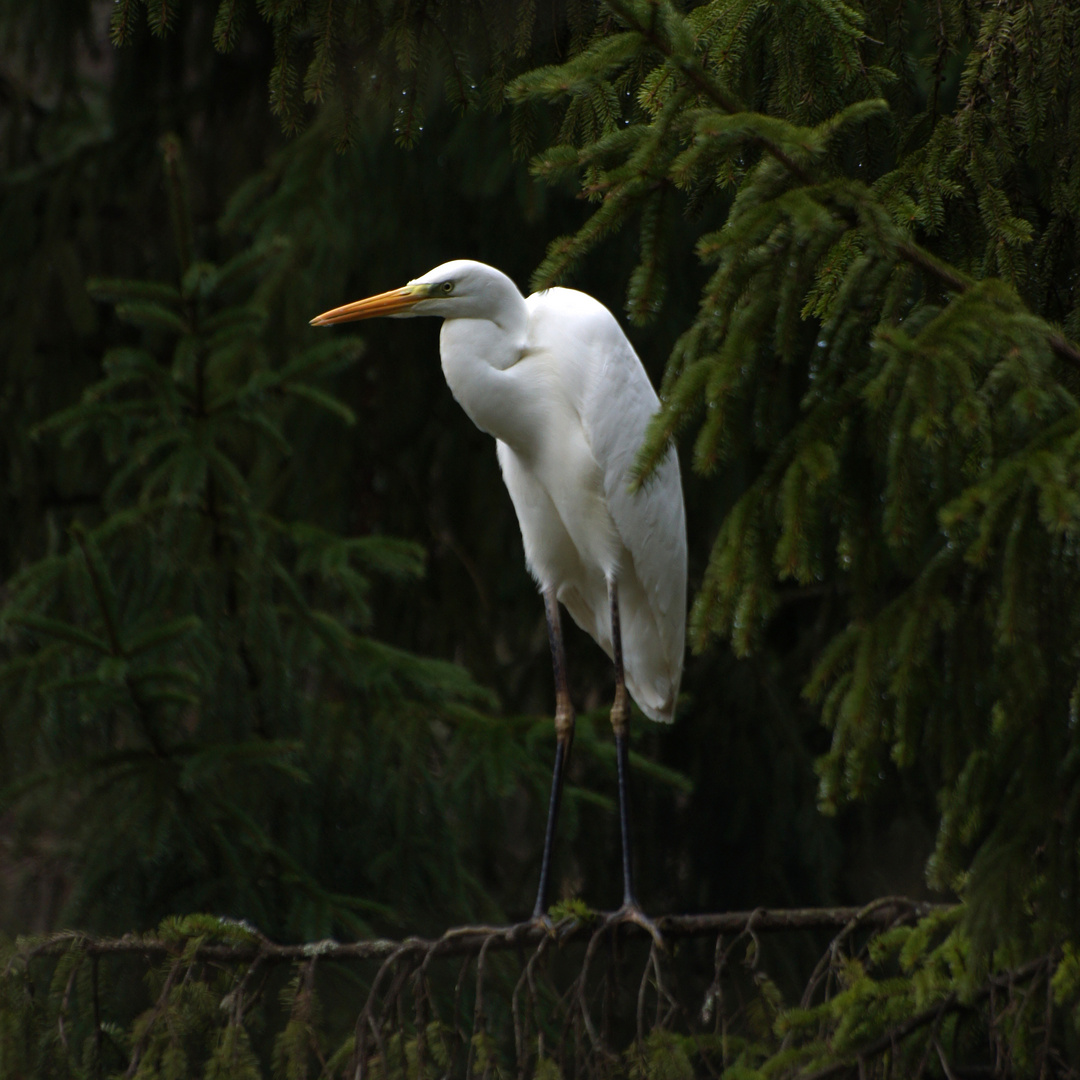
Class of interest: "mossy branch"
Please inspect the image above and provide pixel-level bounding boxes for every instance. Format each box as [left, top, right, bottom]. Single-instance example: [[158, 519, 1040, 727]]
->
[[16, 901, 954, 965], [10, 901, 1072, 1080]]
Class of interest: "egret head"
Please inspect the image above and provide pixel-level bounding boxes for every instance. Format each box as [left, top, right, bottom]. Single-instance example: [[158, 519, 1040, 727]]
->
[[310, 260, 519, 326]]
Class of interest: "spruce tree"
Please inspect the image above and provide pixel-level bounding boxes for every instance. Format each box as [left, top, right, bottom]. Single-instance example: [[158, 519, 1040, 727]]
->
[[0, 132, 515, 939]]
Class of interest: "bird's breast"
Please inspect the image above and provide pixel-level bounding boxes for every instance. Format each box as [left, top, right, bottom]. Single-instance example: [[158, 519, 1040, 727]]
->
[[502, 415, 623, 586], [439, 323, 542, 449]]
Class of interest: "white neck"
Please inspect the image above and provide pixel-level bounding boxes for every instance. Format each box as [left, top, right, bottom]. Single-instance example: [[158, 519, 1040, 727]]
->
[[439, 298, 532, 448]]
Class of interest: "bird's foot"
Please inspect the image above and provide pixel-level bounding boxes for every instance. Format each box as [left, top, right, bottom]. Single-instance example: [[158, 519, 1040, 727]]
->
[[607, 902, 665, 951], [530, 898, 599, 941], [529, 909, 559, 938], [529, 908, 581, 941]]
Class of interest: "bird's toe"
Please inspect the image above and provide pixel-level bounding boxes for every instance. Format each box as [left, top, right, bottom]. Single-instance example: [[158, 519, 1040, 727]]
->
[[609, 902, 666, 951]]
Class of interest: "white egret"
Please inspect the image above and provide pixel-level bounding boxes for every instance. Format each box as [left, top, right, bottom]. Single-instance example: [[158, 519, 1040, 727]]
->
[[311, 260, 686, 925]]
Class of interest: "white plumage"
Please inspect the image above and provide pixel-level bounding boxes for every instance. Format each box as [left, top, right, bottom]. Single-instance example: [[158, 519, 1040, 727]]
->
[[492, 286, 685, 723], [312, 259, 686, 920], [313, 259, 686, 723]]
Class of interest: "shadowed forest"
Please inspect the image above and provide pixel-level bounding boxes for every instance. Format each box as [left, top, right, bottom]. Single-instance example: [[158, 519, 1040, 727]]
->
[[3, 1, 1080, 1076]]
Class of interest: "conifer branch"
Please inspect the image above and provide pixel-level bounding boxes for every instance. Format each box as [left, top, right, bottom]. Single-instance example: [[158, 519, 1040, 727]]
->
[[70, 525, 168, 756], [13, 903, 1066, 1079], [796, 953, 1053, 1080], [19, 901, 954, 965], [602, 0, 1080, 371], [602, 0, 802, 175], [883, 238, 1080, 375]]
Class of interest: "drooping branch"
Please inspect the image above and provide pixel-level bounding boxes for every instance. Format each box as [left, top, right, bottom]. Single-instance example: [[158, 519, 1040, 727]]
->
[[602, 0, 1080, 371], [6, 900, 1068, 1079], [796, 953, 1055, 1080]]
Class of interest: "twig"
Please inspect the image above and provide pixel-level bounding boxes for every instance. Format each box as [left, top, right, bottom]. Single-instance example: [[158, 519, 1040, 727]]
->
[[651, 943, 678, 1029], [576, 923, 612, 1056], [636, 940, 652, 1045], [526, 934, 554, 1072], [222, 947, 268, 1027], [380, 957, 415, 1080], [512, 935, 551, 1080], [366, 1012, 390, 1080], [351, 943, 412, 1080], [934, 1038, 958, 1080], [912, 1001, 948, 1080], [57, 959, 79, 1052], [124, 957, 184, 1078], [466, 934, 497, 1080]]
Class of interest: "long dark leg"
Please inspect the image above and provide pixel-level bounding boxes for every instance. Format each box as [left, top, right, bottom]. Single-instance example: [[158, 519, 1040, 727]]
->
[[609, 583, 664, 946], [533, 586, 575, 920], [608, 580, 636, 908]]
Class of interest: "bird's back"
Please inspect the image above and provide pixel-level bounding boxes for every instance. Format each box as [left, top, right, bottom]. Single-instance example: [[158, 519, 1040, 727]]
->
[[500, 287, 686, 723]]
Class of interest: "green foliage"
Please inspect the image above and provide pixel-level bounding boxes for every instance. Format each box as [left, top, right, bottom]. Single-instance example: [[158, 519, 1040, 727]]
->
[[546, 896, 599, 923], [0, 135, 529, 941], [627, 1030, 695, 1080], [510, 0, 1080, 957]]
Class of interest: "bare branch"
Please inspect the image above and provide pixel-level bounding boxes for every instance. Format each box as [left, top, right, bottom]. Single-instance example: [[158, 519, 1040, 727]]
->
[[20, 902, 953, 967]]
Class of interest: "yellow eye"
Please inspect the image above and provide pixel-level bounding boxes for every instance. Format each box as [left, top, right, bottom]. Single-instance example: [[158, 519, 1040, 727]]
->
[[441, 281, 454, 294]]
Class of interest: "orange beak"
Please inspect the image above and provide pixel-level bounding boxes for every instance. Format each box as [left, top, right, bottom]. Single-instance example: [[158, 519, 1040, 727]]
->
[[310, 283, 430, 326]]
